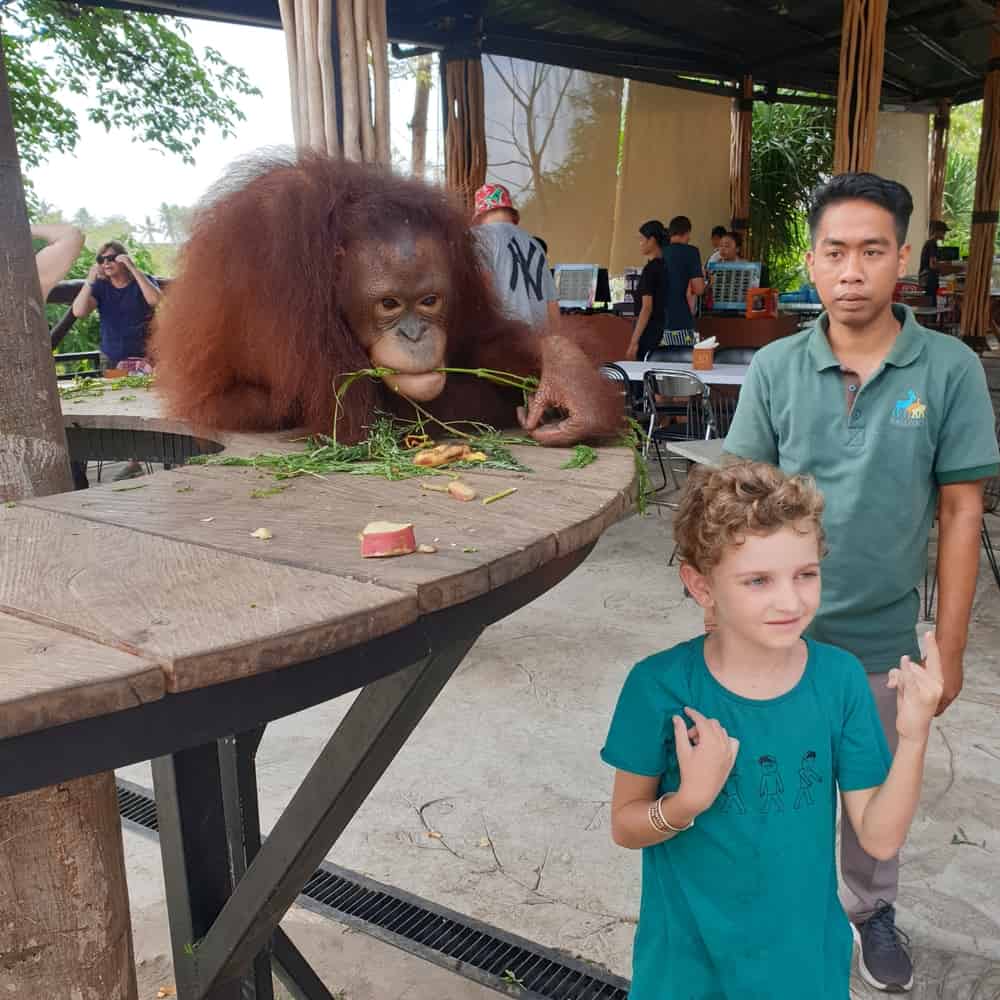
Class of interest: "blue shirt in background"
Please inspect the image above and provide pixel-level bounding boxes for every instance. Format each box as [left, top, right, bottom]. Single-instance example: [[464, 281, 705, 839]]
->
[[91, 274, 159, 365], [602, 636, 891, 999], [661, 242, 703, 331]]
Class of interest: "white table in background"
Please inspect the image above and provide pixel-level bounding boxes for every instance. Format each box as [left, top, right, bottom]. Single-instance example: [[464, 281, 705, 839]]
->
[[664, 438, 727, 468], [615, 361, 750, 387]]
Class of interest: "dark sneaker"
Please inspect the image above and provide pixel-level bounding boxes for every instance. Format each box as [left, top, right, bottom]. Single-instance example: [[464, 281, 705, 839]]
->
[[853, 900, 913, 992]]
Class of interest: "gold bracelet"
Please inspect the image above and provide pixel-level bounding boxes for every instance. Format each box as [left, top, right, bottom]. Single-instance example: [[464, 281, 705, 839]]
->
[[648, 798, 670, 833], [657, 794, 695, 833]]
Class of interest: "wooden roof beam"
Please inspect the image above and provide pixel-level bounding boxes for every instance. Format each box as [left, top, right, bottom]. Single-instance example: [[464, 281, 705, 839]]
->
[[552, 0, 718, 60]]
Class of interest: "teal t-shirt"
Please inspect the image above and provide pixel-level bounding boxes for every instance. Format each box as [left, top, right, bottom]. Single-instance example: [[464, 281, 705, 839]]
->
[[601, 637, 891, 1000]]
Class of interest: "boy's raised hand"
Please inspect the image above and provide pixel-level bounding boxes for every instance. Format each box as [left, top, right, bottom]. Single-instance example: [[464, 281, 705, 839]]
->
[[673, 707, 739, 816], [889, 631, 945, 744]]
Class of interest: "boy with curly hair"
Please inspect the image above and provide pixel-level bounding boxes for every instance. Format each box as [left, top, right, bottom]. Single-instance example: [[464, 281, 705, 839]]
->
[[602, 462, 943, 999]]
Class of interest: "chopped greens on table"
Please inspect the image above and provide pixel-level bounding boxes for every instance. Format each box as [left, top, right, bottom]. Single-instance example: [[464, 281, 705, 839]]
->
[[58, 375, 155, 400], [187, 415, 536, 481]]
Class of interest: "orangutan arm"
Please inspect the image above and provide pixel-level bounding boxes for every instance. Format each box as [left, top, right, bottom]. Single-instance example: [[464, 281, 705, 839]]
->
[[185, 382, 287, 432], [517, 335, 624, 445]]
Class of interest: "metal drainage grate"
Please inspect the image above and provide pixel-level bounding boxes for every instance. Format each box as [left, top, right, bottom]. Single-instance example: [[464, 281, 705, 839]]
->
[[116, 779, 630, 1000]]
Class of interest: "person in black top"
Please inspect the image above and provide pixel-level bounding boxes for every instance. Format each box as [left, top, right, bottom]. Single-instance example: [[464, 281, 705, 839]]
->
[[627, 220, 668, 361], [918, 220, 951, 298], [662, 215, 706, 345]]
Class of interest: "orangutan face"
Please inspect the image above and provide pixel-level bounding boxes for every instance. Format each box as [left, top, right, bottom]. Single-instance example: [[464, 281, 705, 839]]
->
[[344, 231, 451, 401]]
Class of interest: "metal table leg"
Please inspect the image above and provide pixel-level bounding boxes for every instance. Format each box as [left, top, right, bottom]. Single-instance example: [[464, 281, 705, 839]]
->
[[154, 632, 481, 1000]]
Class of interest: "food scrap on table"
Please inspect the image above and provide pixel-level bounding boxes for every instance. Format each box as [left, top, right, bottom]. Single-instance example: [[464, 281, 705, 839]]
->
[[360, 521, 417, 558]]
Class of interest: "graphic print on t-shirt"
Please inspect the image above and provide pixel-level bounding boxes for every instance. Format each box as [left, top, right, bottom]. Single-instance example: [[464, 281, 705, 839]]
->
[[719, 767, 747, 814], [507, 238, 546, 301], [794, 751, 823, 810], [758, 755, 785, 813]]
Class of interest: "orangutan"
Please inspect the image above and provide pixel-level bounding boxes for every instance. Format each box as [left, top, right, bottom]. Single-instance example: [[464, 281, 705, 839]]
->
[[148, 153, 622, 446]]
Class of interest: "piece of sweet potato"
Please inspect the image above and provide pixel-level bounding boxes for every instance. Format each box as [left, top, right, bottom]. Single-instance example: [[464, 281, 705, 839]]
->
[[360, 521, 417, 558]]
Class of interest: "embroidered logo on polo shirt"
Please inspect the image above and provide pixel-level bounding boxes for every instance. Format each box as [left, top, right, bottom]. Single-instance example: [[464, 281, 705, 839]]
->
[[890, 389, 927, 426]]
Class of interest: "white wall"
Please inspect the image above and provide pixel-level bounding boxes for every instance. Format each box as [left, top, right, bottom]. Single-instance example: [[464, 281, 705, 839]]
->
[[873, 110, 931, 265]]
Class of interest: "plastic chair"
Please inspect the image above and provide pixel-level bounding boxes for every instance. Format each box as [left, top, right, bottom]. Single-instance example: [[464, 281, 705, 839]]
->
[[642, 369, 716, 497]]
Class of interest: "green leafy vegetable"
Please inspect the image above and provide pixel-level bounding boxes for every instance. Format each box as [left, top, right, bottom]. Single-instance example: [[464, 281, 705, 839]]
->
[[561, 444, 598, 469]]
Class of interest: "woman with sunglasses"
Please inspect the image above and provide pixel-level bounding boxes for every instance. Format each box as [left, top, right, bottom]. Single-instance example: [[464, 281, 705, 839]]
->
[[71, 241, 162, 372], [71, 241, 163, 482]]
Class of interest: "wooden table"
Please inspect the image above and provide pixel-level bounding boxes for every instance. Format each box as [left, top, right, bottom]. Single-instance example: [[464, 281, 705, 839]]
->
[[615, 361, 749, 387], [1, 386, 637, 1000]]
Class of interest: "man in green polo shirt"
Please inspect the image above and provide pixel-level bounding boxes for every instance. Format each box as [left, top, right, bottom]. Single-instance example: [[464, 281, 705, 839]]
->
[[725, 172, 999, 992]]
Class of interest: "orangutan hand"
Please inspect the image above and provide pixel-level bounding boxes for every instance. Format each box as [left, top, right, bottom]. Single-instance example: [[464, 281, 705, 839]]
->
[[517, 335, 624, 446]]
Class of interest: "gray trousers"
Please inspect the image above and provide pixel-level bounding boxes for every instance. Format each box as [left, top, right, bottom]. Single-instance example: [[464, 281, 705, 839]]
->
[[840, 671, 899, 923]]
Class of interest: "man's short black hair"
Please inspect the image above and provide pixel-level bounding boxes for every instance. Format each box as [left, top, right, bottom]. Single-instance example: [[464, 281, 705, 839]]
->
[[668, 215, 692, 237], [807, 173, 913, 248], [711, 225, 727, 239]]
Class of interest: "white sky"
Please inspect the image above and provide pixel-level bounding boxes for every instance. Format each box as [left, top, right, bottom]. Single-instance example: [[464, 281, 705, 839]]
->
[[28, 18, 443, 226]]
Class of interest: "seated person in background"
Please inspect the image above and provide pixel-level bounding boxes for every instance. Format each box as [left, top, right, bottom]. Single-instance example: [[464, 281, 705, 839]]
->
[[72, 241, 162, 482], [32, 223, 84, 300], [471, 184, 559, 332], [627, 220, 667, 361], [661, 215, 705, 347], [918, 220, 959, 299], [706, 225, 727, 265], [717, 231, 743, 262]]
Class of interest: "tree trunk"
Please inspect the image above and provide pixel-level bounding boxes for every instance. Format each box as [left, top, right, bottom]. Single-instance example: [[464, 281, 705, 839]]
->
[[0, 39, 139, 1000], [0, 775, 138, 1000], [410, 54, 432, 179]]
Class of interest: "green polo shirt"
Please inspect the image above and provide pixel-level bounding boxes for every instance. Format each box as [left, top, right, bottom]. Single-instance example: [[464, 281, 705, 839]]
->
[[725, 305, 999, 672]]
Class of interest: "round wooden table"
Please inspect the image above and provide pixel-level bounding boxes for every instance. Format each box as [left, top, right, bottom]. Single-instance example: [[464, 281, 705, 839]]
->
[[0, 386, 636, 1000]]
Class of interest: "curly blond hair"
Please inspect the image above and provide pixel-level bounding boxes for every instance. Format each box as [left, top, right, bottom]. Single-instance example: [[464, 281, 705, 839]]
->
[[673, 461, 825, 573]]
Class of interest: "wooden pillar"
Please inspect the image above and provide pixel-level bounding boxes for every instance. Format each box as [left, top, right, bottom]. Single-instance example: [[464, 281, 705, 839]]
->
[[833, 0, 889, 174], [276, 0, 389, 163], [961, 3, 1000, 342], [928, 99, 951, 224], [442, 52, 486, 214], [729, 74, 753, 256], [0, 40, 138, 1000]]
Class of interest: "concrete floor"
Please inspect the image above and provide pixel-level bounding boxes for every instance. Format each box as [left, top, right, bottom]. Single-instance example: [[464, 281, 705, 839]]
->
[[120, 501, 1000, 998]]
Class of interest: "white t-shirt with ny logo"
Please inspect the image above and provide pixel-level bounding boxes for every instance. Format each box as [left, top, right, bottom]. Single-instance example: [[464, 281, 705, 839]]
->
[[473, 222, 558, 330]]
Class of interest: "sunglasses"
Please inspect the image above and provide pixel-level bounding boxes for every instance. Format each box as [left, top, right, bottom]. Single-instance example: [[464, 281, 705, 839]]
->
[[96, 254, 118, 264]]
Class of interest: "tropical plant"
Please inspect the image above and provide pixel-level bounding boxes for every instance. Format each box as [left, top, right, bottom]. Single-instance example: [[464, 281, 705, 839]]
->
[[750, 102, 834, 291], [942, 148, 977, 256]]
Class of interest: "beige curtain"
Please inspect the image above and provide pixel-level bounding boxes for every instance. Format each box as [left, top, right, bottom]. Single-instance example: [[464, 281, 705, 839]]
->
[[609, 83, 730, 276], [834, 0, 889, 174], [277, 0, 389, 162], [872, 110, 929, 255], [482, 56, 622, 265]]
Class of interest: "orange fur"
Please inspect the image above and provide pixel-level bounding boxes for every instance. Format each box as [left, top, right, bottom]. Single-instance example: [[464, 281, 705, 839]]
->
[[149, 153, 620, 443]]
